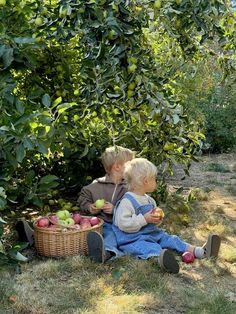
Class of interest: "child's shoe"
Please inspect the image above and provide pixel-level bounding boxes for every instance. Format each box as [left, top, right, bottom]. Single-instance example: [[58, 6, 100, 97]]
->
[[204, 234, 221, 258], [158, 249, 179, 274], [87, 231, 111, 263], [15, 218, 34, 246]]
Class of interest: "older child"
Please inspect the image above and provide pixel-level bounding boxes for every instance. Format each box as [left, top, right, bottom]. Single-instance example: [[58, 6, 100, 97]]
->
[[112, 158, 221, 274], [78, 145, 135, 263]]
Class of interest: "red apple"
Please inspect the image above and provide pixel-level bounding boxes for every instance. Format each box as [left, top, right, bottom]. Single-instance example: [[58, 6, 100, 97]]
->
[[80, 218, 90, 224], [182, 252, 195, 263], [50, 215, 58, 225], [37, 217, 50, 228], [90, 217, 100, 226], [72, 213, 82, 224]]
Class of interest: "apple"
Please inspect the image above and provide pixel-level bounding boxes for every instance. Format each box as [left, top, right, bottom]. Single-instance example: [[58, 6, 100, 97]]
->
[[152, 209, 165, 219], [80, 222, 91, 230], [48, 199, 55, 205], [37, 217, 50, 228], [0, 0, 6, 7], [128, 64, 137, 73], [90, 217, 100, 226], [56, 210, 71, 220], [72, 213, 82, 224], [35, 17, 43, 26], [81, 218, 90, 224], [50, 215, 58, 224], [154, 0, 162, 9], [95, 199, 105, 209], [58, 220, 68, 226], [65, 217, 75, 226], [182, 252, 195, 264], [80, 218, 91, 229]]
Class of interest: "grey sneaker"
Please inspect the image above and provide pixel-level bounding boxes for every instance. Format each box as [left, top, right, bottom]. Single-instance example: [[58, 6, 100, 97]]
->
[[15, 218, 34, 246], [204, 234, 221, 258], [87, 231, 106, 263], [158, 249, 179, 274]]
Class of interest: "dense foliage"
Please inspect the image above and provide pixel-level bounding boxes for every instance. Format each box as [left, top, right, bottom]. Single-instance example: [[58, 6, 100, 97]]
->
[[0, 0, 235, 211]]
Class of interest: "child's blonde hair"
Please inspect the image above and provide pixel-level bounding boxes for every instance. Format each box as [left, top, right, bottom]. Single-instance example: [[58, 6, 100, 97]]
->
[[124, 158, 157, 190], [101, 146, 135, 174]]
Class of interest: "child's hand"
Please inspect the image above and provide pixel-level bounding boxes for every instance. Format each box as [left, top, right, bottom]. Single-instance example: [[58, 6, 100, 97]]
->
[[102, 202, 114, 214], [89, 204, 102, 214], [144, 210, 162, 224]]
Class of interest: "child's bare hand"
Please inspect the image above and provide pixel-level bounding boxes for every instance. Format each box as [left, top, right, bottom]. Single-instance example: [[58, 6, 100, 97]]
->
[[89, 204, 101, 214], [102, 202, 114, 214], [144, 210, 162, 224]]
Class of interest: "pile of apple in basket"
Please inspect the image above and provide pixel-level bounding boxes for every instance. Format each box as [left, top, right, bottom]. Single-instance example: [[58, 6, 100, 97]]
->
[[35, 200, 104, 231]]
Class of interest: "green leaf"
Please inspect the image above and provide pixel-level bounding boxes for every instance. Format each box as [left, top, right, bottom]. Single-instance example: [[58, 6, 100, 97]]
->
[[16, 143, 26, 163], [42, 94, 51, 107], [3, 48, 14, 68], [52, 97, 62, 107], [57, 102, 76, 114], [14, 37, 36, 44], [173, 114, 180, 124], [39, 175, 58, 185], [0, 217, 7, 224], [0, 198, 7, 211], [9, 251, 28, 262]]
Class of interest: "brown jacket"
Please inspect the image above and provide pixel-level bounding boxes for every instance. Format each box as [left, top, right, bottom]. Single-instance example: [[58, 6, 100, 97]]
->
[[77, 175, 127, 223]]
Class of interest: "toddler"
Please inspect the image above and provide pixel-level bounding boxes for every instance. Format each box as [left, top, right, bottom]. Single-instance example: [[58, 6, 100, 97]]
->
[[112, 158, 221, 273]]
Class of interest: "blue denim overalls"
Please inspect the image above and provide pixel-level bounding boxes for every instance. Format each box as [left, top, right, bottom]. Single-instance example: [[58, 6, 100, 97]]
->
[[112, 192, 189, 259]]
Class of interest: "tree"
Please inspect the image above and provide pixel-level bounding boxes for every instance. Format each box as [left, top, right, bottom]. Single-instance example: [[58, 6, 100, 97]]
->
[[0, 0, 235, 209]]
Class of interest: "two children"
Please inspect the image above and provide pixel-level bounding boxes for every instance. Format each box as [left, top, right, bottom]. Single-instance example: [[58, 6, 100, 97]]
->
[[78, 146, 135, 262], [112, 158, 221, 273]]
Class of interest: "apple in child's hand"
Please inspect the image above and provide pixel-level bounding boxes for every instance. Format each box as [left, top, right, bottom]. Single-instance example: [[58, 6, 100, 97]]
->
[[72, 213, 82, 224], [95, 199, 105, 209], [37, 217, 50, 228], [90, 217, 100, 226], [152, 209, 165, 219], [182, 252, 195, 263]]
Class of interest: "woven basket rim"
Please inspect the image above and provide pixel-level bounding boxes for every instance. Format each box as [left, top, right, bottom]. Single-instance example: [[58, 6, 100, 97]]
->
[[34, 215, 104, 234]]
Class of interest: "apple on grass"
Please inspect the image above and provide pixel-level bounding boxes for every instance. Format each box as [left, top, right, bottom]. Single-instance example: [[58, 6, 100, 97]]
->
[[37, 217, 50, 228], [182, 252, 195, 263], [95, 199, 105, 209]]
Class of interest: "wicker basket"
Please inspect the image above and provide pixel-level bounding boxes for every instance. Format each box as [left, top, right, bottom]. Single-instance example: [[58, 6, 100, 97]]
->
[[34, 216, 104, 257]]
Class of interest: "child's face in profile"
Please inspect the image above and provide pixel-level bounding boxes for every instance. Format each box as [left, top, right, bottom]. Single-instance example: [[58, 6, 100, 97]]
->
[[144, 175, 157, 193]]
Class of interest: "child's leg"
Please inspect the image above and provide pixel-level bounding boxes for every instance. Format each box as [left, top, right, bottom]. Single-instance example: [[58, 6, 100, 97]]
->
[[103, 223, 125, 259], [158, 232, 189, 254], [119, 239, 179, 274]]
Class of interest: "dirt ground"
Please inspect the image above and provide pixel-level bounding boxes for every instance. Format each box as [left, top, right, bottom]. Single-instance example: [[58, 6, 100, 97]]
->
[[163, 153, 236, 311]]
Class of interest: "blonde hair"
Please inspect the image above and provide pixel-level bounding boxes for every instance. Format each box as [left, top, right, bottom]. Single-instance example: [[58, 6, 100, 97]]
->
[[101, 146, 135, 174], [124, 158, 157, 190]]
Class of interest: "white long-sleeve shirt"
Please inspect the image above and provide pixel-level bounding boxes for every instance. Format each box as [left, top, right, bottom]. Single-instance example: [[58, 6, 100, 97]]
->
[[113, 192, 157, 233]]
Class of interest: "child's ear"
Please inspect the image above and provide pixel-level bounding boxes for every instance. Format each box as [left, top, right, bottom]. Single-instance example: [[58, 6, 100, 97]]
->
[[112, 161, 120, 171], [143, 177, 148, 185]]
